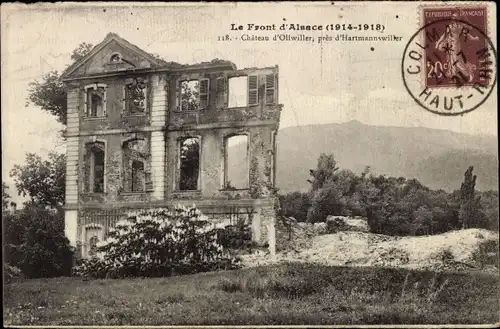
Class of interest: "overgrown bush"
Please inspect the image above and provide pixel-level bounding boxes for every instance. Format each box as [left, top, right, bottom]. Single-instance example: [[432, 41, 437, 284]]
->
[[278, 192, 311, 222], [73, 206, 241, 279], [3, 211, 25, 267], [3, 206, 74, 278], [215, 220, 256, 252], [307, 185, 349, 223]]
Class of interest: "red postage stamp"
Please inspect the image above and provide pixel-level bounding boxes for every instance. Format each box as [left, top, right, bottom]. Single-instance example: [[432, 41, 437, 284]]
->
[[421, 6, 489, 88]]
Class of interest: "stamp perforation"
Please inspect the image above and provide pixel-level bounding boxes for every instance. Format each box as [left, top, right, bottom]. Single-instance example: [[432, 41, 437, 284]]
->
[[416, 2, 493, 91]]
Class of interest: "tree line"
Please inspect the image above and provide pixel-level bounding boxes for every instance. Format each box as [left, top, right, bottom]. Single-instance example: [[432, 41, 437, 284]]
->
[[279, 154, 499, 236]]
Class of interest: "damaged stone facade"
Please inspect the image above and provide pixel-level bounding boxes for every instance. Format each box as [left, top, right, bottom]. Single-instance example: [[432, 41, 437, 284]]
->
[[61, 33, 282, 258]]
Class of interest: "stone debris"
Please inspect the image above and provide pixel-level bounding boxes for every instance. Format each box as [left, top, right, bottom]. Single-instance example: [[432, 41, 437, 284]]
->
[[326, 215, 370, 233], [242, 227, 499, 273]]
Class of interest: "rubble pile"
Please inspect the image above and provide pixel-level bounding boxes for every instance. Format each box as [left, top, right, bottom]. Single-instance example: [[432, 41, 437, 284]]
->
[[326, 215, 370, 233], [275, 217, 326, 252], [243, 227, 499, 273]]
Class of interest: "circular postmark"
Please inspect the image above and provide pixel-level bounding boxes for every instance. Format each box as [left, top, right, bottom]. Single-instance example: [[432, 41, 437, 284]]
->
[[402, 18, 497, 116]]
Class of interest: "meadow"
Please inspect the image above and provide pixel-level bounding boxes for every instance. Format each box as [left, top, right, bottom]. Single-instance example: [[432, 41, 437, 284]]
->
[[4, 262, 499, 325]]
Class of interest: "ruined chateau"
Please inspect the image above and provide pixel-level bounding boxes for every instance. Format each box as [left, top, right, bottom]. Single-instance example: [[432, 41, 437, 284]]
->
[[61, 33, 282, 258]]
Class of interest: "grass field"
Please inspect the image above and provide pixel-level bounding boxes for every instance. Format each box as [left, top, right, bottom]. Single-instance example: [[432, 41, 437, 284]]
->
[[4, 263, 499, 325]]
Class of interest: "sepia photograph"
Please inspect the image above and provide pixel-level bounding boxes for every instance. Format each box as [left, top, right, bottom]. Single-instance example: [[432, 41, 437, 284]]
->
[[1, 1, 498, 326]]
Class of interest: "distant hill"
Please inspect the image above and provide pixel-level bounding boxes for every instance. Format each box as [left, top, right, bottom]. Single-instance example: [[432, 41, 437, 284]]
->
[[229, 121, 498, 192], [412, 149, 498, 191]]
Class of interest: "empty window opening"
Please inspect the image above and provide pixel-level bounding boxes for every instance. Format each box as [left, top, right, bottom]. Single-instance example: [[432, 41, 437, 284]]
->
[[225, 135, 249, 189], [215, 77, 227, 108], [90, 94, 102, 117], [125, 80, 147, 114], [179, 137, 200, 191], [85, 142, 105, 193], [180, 80, 200, 111], [178, 79, 209, 111], [110, 53, 121, 63], [91, 146, 105, 193], [228, 77, 248, 108], [86, 87, 106, 117], [122, 139, 149, 193]]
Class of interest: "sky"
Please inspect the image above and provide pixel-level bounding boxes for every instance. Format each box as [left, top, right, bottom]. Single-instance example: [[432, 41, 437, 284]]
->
[[1, 2, 498, 204]]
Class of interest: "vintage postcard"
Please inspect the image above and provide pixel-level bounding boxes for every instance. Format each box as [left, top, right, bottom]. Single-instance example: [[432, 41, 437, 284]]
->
[[2, 1, 498, 327]]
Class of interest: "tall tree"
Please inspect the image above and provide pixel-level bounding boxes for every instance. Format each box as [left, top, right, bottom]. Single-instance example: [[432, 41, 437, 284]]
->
[[26, 71, 68, 125], [26, 43, 94, 126], [278, 191, 311, 222], [413, 205, 434, 235], [10, 152, 66, 210], [70, 42, 94, 62], [459, 166, 483, 229], [307, 154, 349, 222], [307, 153, 339, 192]]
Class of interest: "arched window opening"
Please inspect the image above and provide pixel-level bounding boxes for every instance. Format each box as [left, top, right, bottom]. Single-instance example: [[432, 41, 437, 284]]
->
[[110, 53, 121, 63]]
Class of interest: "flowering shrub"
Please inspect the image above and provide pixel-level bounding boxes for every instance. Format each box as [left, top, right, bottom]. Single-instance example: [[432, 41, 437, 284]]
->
[[73, 206, 241, 279]]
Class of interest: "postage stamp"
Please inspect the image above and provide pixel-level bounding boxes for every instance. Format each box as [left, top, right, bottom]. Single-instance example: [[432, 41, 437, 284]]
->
[[402, 4, 497, 115], [423, 6, 489, 88]]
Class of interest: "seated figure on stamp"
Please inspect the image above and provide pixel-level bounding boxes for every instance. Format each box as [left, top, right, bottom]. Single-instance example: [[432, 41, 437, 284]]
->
[[435, 13, 480, 82]]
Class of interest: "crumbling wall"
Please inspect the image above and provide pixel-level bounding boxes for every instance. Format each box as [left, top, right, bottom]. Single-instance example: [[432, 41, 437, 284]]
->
[[168, 67, 281, 127], [165, 125, 275, 200], [70, 60, 281, 257], [72, 73, 167, 208]]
